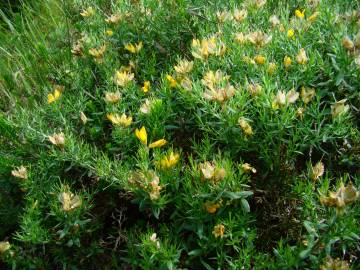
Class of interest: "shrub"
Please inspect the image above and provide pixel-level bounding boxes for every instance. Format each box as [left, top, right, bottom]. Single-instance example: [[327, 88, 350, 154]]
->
[[0, 0, 359, 269]]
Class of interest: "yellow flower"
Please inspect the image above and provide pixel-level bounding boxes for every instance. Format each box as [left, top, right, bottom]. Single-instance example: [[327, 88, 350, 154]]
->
[[139, 99, 152, 114], [135, 126, 147, 145], [142, 81, 150, 93], [311, 161, 324, 181], [272, 91, 286, 109], [284, 56, 292, 69], [242, 163, 257, 173], [59, 189, 82, 212], [267, 62, 277, 75], [247, 31, 272, 47], [247, 83, 262, 96], [269, 15, 280, 27], [216, 10, 233, 23], [0, 241, 11, 254], [254, 55, 266, 65], [331, 99, 349, 118], [202, 70, 235, 103], [148, 139, 167, 149], [105, 14, 122, 24], [355, 55, 360, 69], [286, 89, 299, 104], [296, 48, 308, 65], [105, 29, 114, 36], [295, 9, 305, 19], [114, 70, 134, 87], [204, 201, 221, 214], [48, 132, 65, 148], [354, 32, 360, 48], [179, 76, 193, 91], [243, 56, 256, 65], [149, 233, 160, 249], [88, 44, 106, 61], [212, 224, 225, 238], [174, 59, 194, 74], [320, 257, 350, 270], [166, 75, 177, 88], [47, 87, 62, 104], [124, 42, 143, 53], [129, 170, 162, 200], [11, 166, 28, 180], [320, 182, 359, 215], [272, 89, 299, 109], [287, 28, 295, 38], [199, 161, 226, 183], [233, 8, 247, 22], [254, 0, 266, 8], [80, 7, 95, 17], [234, 32, 247, 44], [148, 173, 162, 200], [308, 11, 320, 23], [107, 113, 132, 127], [300, 87, 315, 104], [191, 37, 226, 60], [296, 107, 305, 119], [104, 91, 121, 103], [80, 112, 88, 124], [238, 118, 253, 136], [71, 41, 83, 56], [341, 36, 354, 50], [158, 151, 180, 170]]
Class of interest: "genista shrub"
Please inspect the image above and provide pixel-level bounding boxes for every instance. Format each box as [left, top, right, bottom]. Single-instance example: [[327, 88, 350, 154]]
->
[[0, 0, 359, 269]]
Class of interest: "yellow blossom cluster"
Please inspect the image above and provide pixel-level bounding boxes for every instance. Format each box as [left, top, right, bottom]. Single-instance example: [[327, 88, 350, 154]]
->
[[191, 36, 226, 60], [320, 182, 359, 215], [199, 161, 226, 184], [129, 170, 163, 201], [201, 70, 235, 102], [135, 126, 167, 149]]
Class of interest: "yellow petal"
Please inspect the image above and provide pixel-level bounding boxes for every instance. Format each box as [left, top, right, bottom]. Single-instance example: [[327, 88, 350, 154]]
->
[[135, 126, 147, 145], [149, 139, 167, 148]]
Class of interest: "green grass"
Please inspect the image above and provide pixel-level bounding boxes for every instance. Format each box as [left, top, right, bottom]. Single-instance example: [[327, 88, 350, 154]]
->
[[0, 0, 359, 269]]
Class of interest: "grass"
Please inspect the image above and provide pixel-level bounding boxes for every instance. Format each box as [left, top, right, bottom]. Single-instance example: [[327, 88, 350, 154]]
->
[[0, 0, 359, 269]]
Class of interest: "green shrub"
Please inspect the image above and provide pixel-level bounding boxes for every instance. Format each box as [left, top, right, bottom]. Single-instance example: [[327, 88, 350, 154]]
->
[[0, 0, 359, 269]]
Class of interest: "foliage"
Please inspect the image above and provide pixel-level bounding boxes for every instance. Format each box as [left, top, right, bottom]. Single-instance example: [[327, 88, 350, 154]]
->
[[0, 0, 359, 269]]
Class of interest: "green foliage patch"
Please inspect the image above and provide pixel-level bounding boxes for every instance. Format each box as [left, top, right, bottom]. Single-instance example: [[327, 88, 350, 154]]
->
[[0, 0, 359, 269]]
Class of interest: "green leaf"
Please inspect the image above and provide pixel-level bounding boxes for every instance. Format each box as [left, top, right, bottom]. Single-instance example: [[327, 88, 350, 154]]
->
[[222, 191, 253, 200], [241, 198, 250, 213]]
